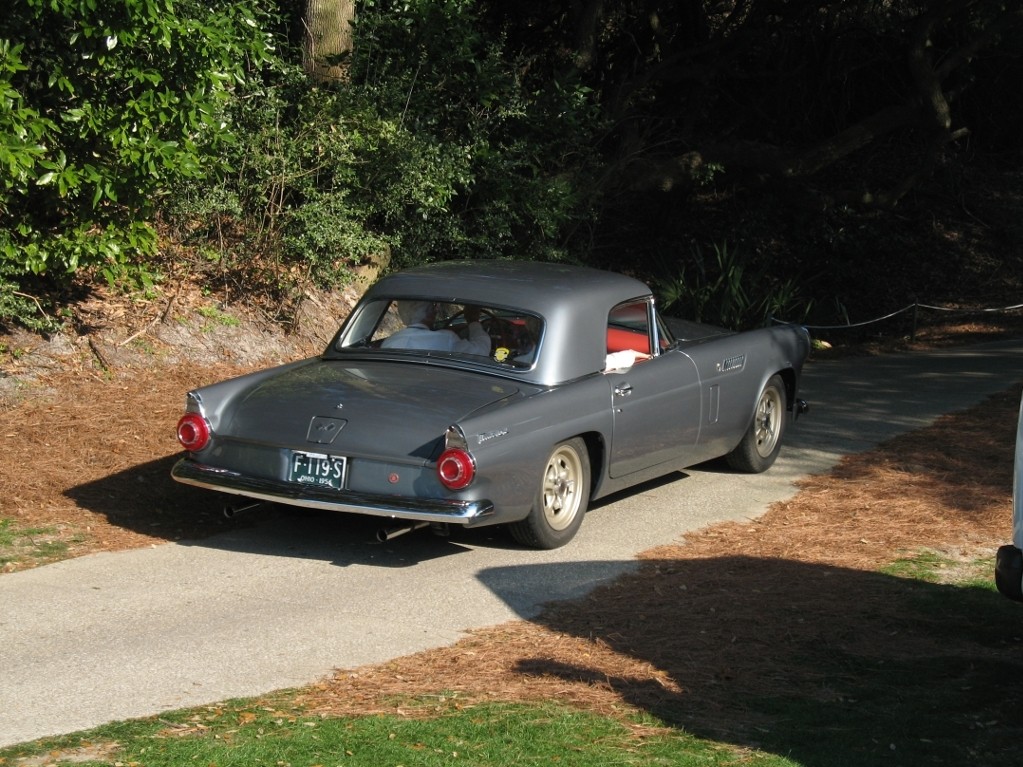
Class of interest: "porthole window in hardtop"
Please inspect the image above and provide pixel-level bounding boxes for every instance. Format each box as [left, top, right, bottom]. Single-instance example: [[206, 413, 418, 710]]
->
[[607, 300, 653, 356]]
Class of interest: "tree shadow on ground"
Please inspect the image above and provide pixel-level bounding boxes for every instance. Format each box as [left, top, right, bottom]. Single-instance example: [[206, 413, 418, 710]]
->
[[473, 555, 1023, 767]]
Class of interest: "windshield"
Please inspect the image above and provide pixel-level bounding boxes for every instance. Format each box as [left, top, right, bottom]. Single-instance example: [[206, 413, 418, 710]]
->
[[333, 298, 545, 370]]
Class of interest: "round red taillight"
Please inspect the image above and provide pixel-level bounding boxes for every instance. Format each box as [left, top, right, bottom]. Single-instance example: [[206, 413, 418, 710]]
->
[[437, 448, 475, 490], [177, 413, 211, 452]]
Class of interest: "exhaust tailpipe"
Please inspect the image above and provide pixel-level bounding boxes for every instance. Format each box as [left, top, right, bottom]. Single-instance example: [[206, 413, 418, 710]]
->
[[376, 521, 429, 542], [223, 501, 263, 519]]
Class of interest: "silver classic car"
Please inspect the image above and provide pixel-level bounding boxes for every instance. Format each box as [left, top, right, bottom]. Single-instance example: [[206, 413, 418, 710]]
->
[[172, 260, 811, 548]]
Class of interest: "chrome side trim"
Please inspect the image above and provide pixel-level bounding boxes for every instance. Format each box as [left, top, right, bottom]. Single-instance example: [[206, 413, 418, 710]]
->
[[171, 458, 495, 525]]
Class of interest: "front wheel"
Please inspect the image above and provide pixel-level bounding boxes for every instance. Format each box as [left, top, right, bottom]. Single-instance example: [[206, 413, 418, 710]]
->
[[726, 374, 787, 473], [508, 437, 590, 549]]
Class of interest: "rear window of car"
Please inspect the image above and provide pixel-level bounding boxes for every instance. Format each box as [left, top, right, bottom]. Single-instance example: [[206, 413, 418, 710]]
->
[[334, 298, 545, 369]]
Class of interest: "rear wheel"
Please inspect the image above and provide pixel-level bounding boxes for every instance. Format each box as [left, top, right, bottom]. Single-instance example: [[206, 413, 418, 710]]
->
[[726, 374, 787, 473], [509, 437, 590, 549]]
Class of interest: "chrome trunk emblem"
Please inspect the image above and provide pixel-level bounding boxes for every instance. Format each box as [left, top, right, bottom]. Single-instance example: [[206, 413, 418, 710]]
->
[[307, 416, 347, 444]]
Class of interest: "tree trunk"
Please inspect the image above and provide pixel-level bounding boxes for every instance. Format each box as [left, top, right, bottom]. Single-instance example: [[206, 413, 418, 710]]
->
[[303, 0, 355, 83]]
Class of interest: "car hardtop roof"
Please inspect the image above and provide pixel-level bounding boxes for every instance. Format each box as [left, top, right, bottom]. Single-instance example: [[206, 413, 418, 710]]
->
[[367, 260, 653, 313]]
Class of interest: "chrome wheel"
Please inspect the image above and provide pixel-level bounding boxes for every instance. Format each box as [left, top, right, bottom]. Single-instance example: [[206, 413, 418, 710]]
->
[[725, 374, 787, 473], [541, 442, 585, 532], [509, 437, 590, 549], [753, 383, 784, 458]]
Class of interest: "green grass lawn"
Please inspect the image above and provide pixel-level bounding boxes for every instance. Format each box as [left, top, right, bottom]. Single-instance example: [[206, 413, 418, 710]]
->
[[3, 550, 1019, 767], [0, 699, 794, 767]]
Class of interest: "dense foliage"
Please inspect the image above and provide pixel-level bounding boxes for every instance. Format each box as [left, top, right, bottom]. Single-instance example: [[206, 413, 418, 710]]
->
[[2, 0, 1021, 331], [481, 0, 1023, 326], [1, 0, 272, 326], [168, 0, 602, 313]]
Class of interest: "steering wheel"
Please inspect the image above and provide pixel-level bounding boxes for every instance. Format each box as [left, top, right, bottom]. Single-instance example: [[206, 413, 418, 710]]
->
[[438, 307, 496, 335]]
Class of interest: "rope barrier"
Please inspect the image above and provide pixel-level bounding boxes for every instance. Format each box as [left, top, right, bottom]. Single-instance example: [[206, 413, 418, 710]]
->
[[915, 302, 1023, 313], [772, 301, 1023, 337]]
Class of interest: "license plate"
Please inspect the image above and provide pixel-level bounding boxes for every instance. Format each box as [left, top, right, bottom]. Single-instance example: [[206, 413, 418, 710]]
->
[[289, 451, 347, 490]]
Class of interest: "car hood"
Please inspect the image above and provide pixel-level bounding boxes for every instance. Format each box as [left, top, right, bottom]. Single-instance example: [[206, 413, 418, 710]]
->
[[207, 359, 526, 461]]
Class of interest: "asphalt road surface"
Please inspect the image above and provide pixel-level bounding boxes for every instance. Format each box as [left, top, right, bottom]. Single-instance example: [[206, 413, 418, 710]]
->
[[2, 339, 1023, 747]]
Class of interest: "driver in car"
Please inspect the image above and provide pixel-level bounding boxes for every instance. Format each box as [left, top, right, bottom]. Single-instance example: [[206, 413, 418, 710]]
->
[[382, 300, 492, 356]]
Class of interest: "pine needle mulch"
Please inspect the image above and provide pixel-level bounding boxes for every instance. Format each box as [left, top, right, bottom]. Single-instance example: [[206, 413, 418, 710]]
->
[[0, 363, 263, 565]]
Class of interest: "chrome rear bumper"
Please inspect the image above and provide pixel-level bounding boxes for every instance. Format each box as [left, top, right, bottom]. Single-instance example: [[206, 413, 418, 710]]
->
[[172, 458, 495, 526]]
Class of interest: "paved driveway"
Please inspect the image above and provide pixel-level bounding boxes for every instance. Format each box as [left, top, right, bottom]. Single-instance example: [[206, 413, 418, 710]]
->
[[2, 339, 1022, 747]]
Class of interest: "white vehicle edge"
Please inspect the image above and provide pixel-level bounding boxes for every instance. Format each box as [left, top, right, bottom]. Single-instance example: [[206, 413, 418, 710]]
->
[[995, 390, 1023, 601]]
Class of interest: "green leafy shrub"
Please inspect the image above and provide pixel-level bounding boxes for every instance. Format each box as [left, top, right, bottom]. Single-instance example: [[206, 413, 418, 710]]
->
[[168, 0, 602, 299], [350, 0, 602, 266], [0, 0, 273, 325], [166, 67, 389, 292], [655, 242, 811, 330]]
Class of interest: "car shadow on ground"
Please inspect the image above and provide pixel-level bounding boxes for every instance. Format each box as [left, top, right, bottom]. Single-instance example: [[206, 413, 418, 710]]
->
[[65, 455, 701, 566], [64, 454, 267, 543], [473, 556, 1023, 767], [64, 454, 518, 566]]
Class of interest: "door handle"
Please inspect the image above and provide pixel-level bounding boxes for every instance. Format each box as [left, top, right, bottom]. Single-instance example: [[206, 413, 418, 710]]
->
[[614, 383, 632, 397]]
